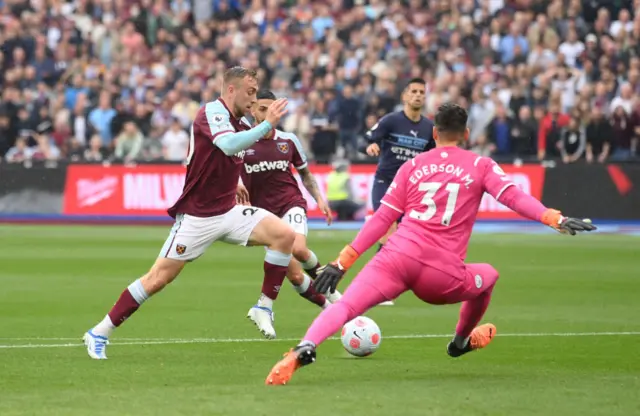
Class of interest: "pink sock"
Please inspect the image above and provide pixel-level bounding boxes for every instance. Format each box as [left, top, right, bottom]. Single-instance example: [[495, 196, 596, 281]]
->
[[455, 287, 494, 338]]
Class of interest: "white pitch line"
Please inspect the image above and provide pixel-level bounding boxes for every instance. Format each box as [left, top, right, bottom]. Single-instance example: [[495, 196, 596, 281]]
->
[[0, 331, 638, 349]]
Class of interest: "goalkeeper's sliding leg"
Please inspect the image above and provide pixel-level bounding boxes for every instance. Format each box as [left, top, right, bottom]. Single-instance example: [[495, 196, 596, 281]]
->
[[265, 253, 500, 385]]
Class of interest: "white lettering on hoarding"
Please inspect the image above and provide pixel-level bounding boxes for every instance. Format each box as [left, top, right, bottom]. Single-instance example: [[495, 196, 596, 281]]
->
[[123, 173, 185, 210]]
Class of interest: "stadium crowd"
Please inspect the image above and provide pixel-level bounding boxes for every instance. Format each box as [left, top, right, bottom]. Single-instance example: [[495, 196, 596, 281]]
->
[[1, 0, 639, 165]]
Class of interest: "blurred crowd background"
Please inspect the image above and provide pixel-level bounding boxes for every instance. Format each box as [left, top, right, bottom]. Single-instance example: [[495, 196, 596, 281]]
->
[[1, 0, 640, 166]]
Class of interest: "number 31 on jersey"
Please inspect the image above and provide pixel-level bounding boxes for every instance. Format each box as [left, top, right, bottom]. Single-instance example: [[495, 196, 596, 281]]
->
[[409, 182, 460, 226]]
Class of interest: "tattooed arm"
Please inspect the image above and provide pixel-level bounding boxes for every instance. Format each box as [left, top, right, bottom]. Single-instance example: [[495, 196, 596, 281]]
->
[[298, 166, 333, 225]]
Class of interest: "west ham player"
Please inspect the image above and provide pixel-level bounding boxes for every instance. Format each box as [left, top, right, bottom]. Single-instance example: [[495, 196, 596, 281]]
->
[[83, 67, 294, 359], [241, 90, 341, 327], [363, 77, 435, 305], [265, 103, 595, 385]]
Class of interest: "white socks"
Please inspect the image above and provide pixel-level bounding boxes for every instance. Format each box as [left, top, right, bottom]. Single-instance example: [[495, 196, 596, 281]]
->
[[257, 293, 274, 309], [292, 274, 312, 294], [301, 251, 319, 270], [92, 315, 115, 338]]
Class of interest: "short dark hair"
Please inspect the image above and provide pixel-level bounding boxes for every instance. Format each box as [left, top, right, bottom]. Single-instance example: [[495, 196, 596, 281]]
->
[[434, 103, 468, 134], [257, 90, 276, 100], [223, 66, 257, 86], [405, 78, 426, 89]]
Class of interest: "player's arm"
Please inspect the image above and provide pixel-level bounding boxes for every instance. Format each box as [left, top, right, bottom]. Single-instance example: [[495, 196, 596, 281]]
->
[[290, 133, 333, 224], [212, 121, 272, 156], [363, 115, 390, 156], [313, 162, 408, 294], [210, 99, 287, 156], [481, 158, 596, 235], [298, 166, 329, 213]]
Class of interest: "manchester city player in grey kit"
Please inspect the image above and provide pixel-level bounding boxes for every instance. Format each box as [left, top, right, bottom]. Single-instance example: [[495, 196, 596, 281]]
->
[[363, 78, 434, 305]]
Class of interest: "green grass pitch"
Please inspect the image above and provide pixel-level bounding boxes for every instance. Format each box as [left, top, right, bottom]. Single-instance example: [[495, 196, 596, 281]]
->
[[0, 225, 639, 416]]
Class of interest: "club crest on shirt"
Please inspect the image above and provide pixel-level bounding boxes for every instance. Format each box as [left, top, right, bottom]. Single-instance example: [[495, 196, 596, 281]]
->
[[213, 114, 224, 123], [176, 244, 187, 255], [277, 142, 289, 153]]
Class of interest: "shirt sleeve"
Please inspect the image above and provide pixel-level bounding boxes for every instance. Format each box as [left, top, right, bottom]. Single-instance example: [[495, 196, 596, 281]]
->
[[481, 157, 515, 200], [379, 159, 412, 213], [365, 115, 390, 145], [289, 134, 308, 170], [202, 105, 271, 156], [204, 106, 236, 142]]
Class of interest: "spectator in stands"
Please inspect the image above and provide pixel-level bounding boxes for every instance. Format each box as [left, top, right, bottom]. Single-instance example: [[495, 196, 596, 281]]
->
[[610, 104, 636, 160], [310, 99, 337, 164], [336, 84, 362, 158], [586, 106, 613, 163], [0, 112, 11, 156], [538, 101, 571, 160], [5, 137, 32, 163], [283, 103, 312, 156], [83, 135, 108, 162], [161, 118, 189, 162], [89, 92, 117, 147], [486, 103, 514, 156], [511, 106, 538, 159], [114, 121, 144, 163], [559, 116, 586, 164], [31, 134, 61, 161], [471, 134, 494, 157]]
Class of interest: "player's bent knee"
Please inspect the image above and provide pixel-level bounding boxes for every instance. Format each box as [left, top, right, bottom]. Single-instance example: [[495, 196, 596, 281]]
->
[[475, 263, 499, 289], [271, 222, 296, 251], [249, 215, 295, 251], [141, 258, 186, 295]]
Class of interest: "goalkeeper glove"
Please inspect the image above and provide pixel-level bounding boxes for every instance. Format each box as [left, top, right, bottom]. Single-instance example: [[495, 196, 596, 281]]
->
[[313, 245, 359, 294], [541, 209, 597, 235]]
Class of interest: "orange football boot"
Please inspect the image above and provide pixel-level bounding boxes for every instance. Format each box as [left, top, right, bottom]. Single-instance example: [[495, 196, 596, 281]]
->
[[447, 323, 497, 357], [265, 344, 316, 385]]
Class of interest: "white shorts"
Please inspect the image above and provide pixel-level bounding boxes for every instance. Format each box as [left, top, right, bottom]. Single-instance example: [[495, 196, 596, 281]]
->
[[159, 205, 271, 261], [282, 206, 308, 236]]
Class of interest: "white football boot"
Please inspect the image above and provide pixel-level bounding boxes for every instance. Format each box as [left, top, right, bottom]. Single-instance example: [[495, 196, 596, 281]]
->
[[83, 330, 109, 359], [378, 300, 395, 306], [247, 306, 276, 339]]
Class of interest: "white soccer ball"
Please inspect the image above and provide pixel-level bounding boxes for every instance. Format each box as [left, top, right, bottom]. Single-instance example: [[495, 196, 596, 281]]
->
[[340, 316, 382, 357]]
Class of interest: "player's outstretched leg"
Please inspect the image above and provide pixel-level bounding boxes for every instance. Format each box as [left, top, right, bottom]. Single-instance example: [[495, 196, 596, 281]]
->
[[83, 257, 186, 359], [246, 215, 296, 339], [266, 255, 407, 385], [292, 234, 343, 304], [287, 259, 328, 308], [447, 263, 499, 358]]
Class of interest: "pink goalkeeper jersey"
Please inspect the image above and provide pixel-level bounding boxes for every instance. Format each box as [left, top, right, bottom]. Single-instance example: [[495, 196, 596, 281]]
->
[[380, 146, 515, 275]]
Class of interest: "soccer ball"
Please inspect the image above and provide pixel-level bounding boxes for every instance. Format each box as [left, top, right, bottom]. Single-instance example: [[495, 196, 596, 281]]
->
[[340, 316, 382, 357]]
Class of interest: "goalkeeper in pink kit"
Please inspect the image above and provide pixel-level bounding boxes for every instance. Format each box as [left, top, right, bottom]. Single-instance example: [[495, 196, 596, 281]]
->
[[265, 103, 596, 385]]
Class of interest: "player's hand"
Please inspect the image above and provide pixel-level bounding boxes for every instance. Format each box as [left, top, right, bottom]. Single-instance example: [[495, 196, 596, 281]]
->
[[366, 143, 380, 157], [236, 184, 250, 206], [265, 98, 288, 126], [541, 209, 597, 235], [317, 199, 333, 225], [313, 263, 344, 294]]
